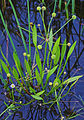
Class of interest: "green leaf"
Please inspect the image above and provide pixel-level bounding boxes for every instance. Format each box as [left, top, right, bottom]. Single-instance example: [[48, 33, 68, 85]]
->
[[57, 39, 66, 76], [29, 87, 36, 94], [59, 41, 76, 78], [52, 36, 60, 55], [35, 68, 41, 85], [53, 77, 61, 87], [48, 28, 53, 51], [0, 75, 7, 85], [31, 95, 43, 101], [36, 53, 42, 73], [63, 75, 83, 84], [12, 67, 19, 80], [67, 41, 76, 59], [13, 52, 23, 77], [32, 24, 37, 47], [24, 58, 32, 77], [35, 90, 45, 96], [0, 59, 9, 74], [54, 46, 60, 65], [44, 65, 58, 89]]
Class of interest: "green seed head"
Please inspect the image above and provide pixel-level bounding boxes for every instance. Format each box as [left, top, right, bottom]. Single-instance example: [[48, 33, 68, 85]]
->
[[49, 82, 52, 86], [55, 82, 59, 86], [7, 73, 11, 77], [27, 54, 30, 58], [72, 15, 76, 20], [52, 13, 56, 17], [37, 6, 41, 11], [42, 6, 46, 11], [37, 45, 42, 50], [51, 54, 56, 59], [23, 52, 26, 57]]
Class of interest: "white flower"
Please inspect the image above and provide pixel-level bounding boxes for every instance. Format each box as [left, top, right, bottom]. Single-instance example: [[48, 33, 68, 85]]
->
[[10, 84, 15, 88]]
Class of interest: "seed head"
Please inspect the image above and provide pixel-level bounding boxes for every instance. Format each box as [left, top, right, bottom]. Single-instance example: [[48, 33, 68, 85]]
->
[[72, 15, 76, 20], [37, 6, 41, 11], [27, 54, 30, 58], [23, 52, 26, 56], [7, 73, 11, 77], [52, 13, 56, 17], [19, 101, 22, 104], [37, 24, 40, 27], [49, 82, 52, 86], [30, 22, 33, 26], [51, 54, 56, 59], [42, 6, 46, 11], [37, 45, 42, 50], [67, 43, 71, 47], [55, 82, 59, 86]]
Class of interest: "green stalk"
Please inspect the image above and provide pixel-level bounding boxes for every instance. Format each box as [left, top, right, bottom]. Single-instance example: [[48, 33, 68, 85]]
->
[[53, 0, 57, 12], [9, 0, 28, 54], [52, 17, 73, 38], [12, 88, 14, 102], [27, 0, 31, 66], [0, 10, 16, 52]]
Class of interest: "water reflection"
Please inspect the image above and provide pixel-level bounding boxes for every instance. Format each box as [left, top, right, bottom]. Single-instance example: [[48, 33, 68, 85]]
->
[[0, 0, 84, 120]]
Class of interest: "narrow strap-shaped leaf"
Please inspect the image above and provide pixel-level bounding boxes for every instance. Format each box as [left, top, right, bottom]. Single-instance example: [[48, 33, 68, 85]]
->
[[35, 90, 45, 96], [32, 24, 37, 47], [44, 65, 58, 89], [0, 59, 9, 74], [12, 67, 19, 80], [24, 58, 32, 77], [36, 53, 42, 74], [57, 39, 66, 76], [59, 41, 76, 77], [52, 36, 60, 55], [9, 0, 28, 54], [54, 46, 60, 65], [35, 68, 42, 85], [31, 95, 43, 101], [13, 52, 23, 77], [63, 75, 83, 84], [0, 75, 7, 85]]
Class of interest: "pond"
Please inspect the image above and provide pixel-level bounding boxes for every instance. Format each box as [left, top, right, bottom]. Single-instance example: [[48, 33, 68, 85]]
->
[[0, 0, 84, 120]]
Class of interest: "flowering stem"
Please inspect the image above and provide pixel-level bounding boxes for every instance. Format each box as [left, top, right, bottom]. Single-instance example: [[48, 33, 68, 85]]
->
[[12, 88, 14, 102]]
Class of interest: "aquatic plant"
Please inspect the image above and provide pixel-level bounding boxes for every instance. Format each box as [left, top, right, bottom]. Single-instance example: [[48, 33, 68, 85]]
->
[[0, 0, 83, 119]]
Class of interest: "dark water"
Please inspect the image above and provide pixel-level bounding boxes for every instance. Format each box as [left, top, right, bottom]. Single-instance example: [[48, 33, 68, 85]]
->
[[0, 0, 84, 120]]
